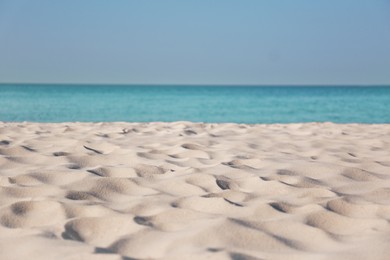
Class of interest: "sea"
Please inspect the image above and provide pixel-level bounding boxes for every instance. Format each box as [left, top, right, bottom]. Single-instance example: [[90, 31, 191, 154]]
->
[[0, 84, 389, 124]]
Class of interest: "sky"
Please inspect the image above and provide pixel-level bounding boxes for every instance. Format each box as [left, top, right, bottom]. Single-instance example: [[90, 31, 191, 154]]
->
[[0, 0, 389, 85]]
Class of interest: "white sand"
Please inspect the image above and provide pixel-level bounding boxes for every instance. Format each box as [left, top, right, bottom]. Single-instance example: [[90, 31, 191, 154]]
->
[[0, 122, 390, 259]]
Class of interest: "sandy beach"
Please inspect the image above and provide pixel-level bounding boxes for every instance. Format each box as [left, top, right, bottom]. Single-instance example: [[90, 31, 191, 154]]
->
[[0, 122, 389, 259]]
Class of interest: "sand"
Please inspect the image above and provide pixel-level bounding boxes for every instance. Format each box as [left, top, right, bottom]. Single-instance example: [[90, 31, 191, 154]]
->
[[0, 122, 390, 259]]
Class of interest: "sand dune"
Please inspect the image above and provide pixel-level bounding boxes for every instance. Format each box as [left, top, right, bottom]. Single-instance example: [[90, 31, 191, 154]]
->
[[0, 122, 390, 259]]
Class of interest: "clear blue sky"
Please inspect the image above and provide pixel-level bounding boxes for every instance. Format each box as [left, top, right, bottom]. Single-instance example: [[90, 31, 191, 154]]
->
[[0, 0, 389, 85]]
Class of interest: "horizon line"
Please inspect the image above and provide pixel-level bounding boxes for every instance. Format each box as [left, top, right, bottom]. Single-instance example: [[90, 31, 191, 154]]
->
[[1, 82, 390, 87]]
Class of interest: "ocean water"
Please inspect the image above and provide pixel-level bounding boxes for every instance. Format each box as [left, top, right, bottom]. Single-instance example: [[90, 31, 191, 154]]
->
[[0, 84, 389, 123]]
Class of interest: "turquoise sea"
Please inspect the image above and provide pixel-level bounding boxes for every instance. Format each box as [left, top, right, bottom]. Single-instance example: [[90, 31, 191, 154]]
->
[[0, 84, 389, 123]]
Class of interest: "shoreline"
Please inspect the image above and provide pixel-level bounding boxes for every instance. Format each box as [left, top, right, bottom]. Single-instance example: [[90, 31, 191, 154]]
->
[[2, 121, 390, 125], [1, 122, 390, 259]]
